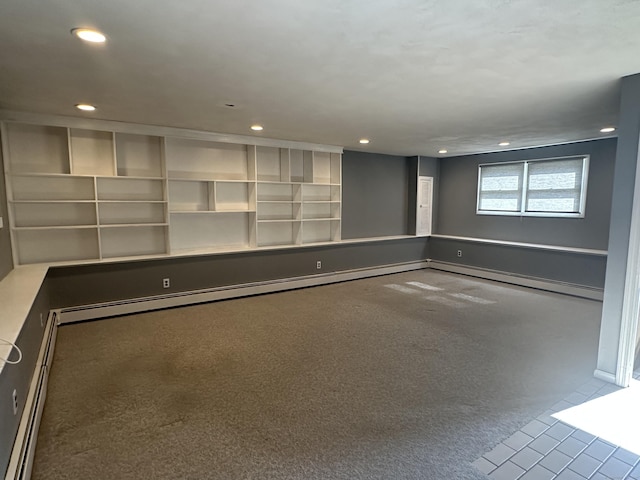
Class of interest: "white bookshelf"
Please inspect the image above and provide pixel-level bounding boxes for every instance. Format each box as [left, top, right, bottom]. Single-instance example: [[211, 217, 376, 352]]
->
[[165, 137, 257, 253], [254, 148, 341, 247], [2, 117, 341, 265], [3, 123, 169, 264]]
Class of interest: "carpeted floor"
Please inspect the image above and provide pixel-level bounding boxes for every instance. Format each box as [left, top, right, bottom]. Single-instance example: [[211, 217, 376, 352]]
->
[[32, 269, 602, 479]]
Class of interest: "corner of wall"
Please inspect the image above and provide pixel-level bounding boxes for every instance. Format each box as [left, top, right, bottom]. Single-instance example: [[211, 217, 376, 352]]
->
[[0, 130, 14, 281]]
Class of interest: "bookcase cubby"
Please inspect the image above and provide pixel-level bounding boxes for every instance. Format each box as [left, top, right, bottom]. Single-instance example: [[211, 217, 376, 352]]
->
[[2, 118, 341, 265]]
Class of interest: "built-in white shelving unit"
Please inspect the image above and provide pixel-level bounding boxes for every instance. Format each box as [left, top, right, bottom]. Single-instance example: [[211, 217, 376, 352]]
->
[[3, 122, 169, 264], [253, 147, 341, 247], [2, 116, 342, 265], [166, 138, 257, 254]]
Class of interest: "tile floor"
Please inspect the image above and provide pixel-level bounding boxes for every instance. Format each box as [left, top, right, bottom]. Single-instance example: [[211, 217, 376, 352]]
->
[[473, 371, 640, 480]]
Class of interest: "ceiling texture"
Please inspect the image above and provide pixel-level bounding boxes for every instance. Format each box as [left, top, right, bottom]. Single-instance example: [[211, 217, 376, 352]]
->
[[2, 0, 640, 157]]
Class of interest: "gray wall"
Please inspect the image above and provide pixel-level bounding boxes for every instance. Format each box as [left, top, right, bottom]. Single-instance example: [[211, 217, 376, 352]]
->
[[0, 281, 50, 477], [0, 142, 13, 281], [48, 238, 429, 308], [431, 139, 616, 288], [429, 238, 607, 288], [436, 139, 616, 249], [342, 150, 410, 239]]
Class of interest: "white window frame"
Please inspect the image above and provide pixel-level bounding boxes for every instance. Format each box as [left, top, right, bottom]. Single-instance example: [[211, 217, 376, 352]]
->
[[476, 155, 589, 218]]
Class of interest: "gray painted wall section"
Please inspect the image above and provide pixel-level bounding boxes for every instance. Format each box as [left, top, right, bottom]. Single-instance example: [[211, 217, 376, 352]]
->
[[48, 238, 429, 308], [342, 150, 410, 239], [407, 157, 418, 234], [429, 238, 606, 289], [430, 139, 615, 288], [0, 141, 13, 281], [0, 280, 49, 477], [597, 74, 640, 377], [436, 139, 616, 249]]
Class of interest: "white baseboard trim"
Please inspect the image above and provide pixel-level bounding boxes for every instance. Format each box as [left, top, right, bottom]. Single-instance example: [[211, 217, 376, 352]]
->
[[59, 261, 429, 324], [427, 261, 604, 301], [5, 311, 58, 480], [593, 369, 617, 384]]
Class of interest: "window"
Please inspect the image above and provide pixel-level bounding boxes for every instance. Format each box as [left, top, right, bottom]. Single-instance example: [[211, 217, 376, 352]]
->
[[477, 156, 589, 217]]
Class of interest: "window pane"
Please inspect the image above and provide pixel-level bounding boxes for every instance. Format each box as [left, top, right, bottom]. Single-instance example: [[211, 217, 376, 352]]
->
[[478, 163, 523, 212], [525, 158, 585, 213]]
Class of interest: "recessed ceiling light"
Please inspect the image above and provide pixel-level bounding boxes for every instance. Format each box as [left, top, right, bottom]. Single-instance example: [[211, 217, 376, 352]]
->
[[600, 127, 616, 133], [75, 104, 96, 111], [359, 139, 370, 144], [438, 149, 447, 154], [498, 141, 510, 146], [71, 28, 106, 43], [250, 125, 263, 131]]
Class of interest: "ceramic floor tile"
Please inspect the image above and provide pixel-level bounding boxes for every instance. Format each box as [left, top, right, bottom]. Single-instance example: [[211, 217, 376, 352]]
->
[[597, 456, 634, 479], [510, 447, 544, 470], [612, 447, 639, 466], [575, 382, 602, 396], [584, 440, 616, 462], [590, 473, 609, 480], [538, 450, 573, 473], [484, 443, 517, 466], [529, 434, 561, 456], [555, 469, 588, 480], [489, 461, 526, 480], [556, 436, 588, 458], [518, 465, 556, 480], [568, 453, 602, 478], [503, 431, 535, 452], [545, 422, 575, 441], [564, 392, 589, 405], [537, 410, 559, 427], [571, 430, 597, 445], [550, 400, 574, 412], [472, 456, 497, 475], [521, 419, 549, 438]]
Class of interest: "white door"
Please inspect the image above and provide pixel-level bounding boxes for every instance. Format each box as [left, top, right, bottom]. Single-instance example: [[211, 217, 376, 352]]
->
[[416, 176, 433, 236]]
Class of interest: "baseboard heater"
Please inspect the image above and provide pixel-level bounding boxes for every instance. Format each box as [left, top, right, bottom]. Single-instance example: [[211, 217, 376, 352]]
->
[[427, 260, 604, 301], [5, 311, 58, 480], [59, 261, 429, 323]]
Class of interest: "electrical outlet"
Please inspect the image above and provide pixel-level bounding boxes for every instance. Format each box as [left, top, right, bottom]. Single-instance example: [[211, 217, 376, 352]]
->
[[0, 217, 3, 229], [162, 278, 170, 288], [12, 389, 18, 415], [40, 312, 44, 327], [457, 250, 463, 258], [316, 261, 322, 270]]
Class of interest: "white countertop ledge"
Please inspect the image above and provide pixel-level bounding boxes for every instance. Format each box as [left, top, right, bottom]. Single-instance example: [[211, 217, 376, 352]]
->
[[0, 265, 48, 375]]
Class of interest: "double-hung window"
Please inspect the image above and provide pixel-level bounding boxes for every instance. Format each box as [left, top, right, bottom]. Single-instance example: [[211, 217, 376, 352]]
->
[[477, 156, 589, 217]]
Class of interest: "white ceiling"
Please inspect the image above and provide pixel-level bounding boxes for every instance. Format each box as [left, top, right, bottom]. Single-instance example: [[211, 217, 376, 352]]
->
[[1, 0, 639, 157]]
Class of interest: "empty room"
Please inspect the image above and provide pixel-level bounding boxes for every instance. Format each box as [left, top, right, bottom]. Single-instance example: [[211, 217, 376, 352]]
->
[[1, 1, 640, 480]]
